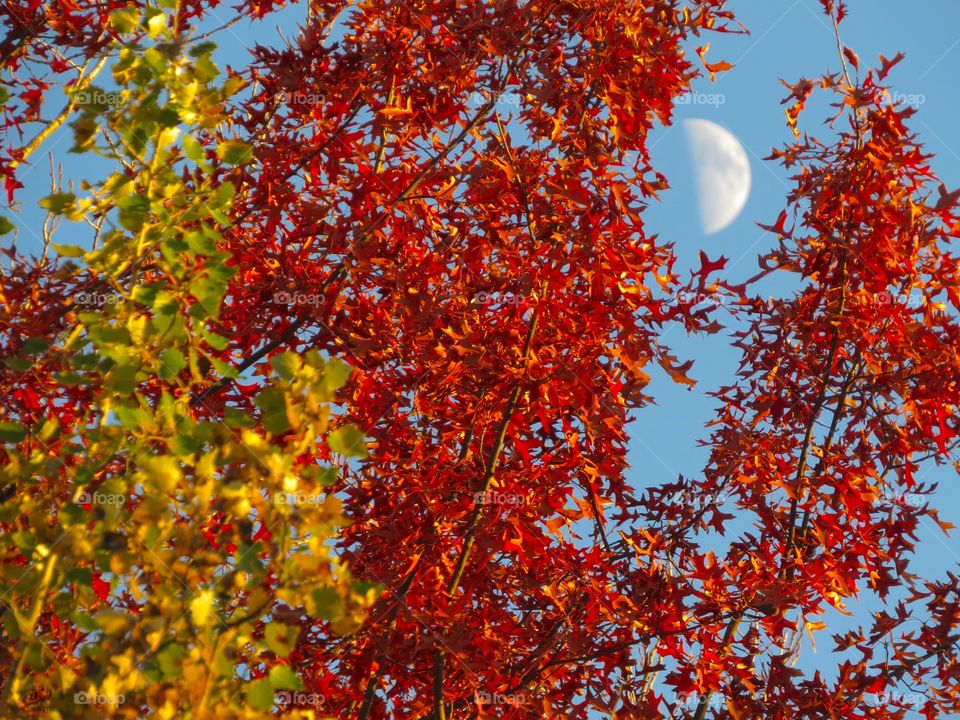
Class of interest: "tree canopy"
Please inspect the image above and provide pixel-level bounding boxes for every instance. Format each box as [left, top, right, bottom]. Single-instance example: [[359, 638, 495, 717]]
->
[[1, 1, 959, 718]]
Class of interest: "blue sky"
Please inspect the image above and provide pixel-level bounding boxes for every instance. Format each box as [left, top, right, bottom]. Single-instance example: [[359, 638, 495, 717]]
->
[[5, 0, 960, 711]]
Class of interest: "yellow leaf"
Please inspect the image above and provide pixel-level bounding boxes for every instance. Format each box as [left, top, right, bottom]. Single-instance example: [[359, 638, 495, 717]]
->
[[147, 12, 167, 39], [189, 589, 217, 628], [157, 126, 180, 150], [139, 455, 181, 492], [804, 619, 825, 650]]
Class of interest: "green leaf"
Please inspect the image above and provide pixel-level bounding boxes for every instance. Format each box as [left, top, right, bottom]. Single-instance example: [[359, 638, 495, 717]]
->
[[305, 464, 339, 488], [53, 244, 86, 258], [317, 465, 339, 486], [0, 216, 14, 235], [93, 609, 134, 637], [0, 422, 27, 443], [114, 405, 151, 430], [270, 352, 301, 381], [38, 417, 61, 442], [105, 363, 139, 394], [204, 252, 238, 282], [194, 54, 219, 82], [54, 371, 91, 386], [189, 41, 218, 58], [73, 465, 94, 486], [71, 611, 99, 632], [142, 524, 160, 550], [307, 587, 343, 621], [39, 193, 76, 214], [24, 644, 44, 672], [142, 47, 168, 73], [224, 405, 254, 429], [108, 7, 140, 33], [4, 357, 31, 372], [131, 283, 160, 307], [10, 530, 36, 551], [199, 327, 229, 351], [324, 359, 353, 392], [209, 207, 231, 225], [208, 356, 237, 380], [118, 195, 151, 232], [254, 388, 289, 435], [168, 432, 199, 456], [213, 181, 235, 208], [213, 645, 234, 678], [21, 337, 50, 355], [65, 567, 93, 585], [327, 423, 367, 458], [182, 135, 203, 162], [264, 623, 298, 659], [155, 642, 187, 679], [268, 665, 303, 691], [185, 230, 217, 256], [304, 349, 325, 368], [158, 348, 186, 380], [191, 277, 226, 319], [151, 105, 182, 128], [151, 290, 179, 316], [164, 236, 189, 255], [245, 678, 274, 712], [216, 140, 253, 165], [235, 542, 265, 574]]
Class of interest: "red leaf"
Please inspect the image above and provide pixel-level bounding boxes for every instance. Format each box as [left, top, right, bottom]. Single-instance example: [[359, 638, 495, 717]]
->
[[842, 47, 859, 71], [878, 51, 905, 80], [91, 572, 110, 602]]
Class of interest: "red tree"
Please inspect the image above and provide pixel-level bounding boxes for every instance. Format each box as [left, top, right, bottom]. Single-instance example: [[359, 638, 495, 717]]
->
[[1, 0, 959, 718]]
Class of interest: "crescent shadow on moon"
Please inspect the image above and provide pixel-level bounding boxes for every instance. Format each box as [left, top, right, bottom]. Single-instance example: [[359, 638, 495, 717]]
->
[[683, 118, 751, 235]]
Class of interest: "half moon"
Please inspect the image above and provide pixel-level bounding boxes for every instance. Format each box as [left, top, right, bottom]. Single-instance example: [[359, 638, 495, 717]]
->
[[683, 119, 751, 235]]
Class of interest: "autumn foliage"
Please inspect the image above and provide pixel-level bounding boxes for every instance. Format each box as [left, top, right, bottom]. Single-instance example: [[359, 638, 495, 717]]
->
[[1, 0, 959, 718]]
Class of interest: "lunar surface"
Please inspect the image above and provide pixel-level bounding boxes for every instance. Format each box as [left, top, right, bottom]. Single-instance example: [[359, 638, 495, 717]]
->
[[683, 118, 751, 234]]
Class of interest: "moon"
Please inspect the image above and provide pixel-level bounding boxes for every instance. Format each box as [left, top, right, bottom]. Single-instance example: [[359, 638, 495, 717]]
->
[[683, 119, 751, 235]]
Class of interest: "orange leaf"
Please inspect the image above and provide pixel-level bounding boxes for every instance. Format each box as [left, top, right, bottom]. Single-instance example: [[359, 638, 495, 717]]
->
[[697, 43, 735, 81]]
